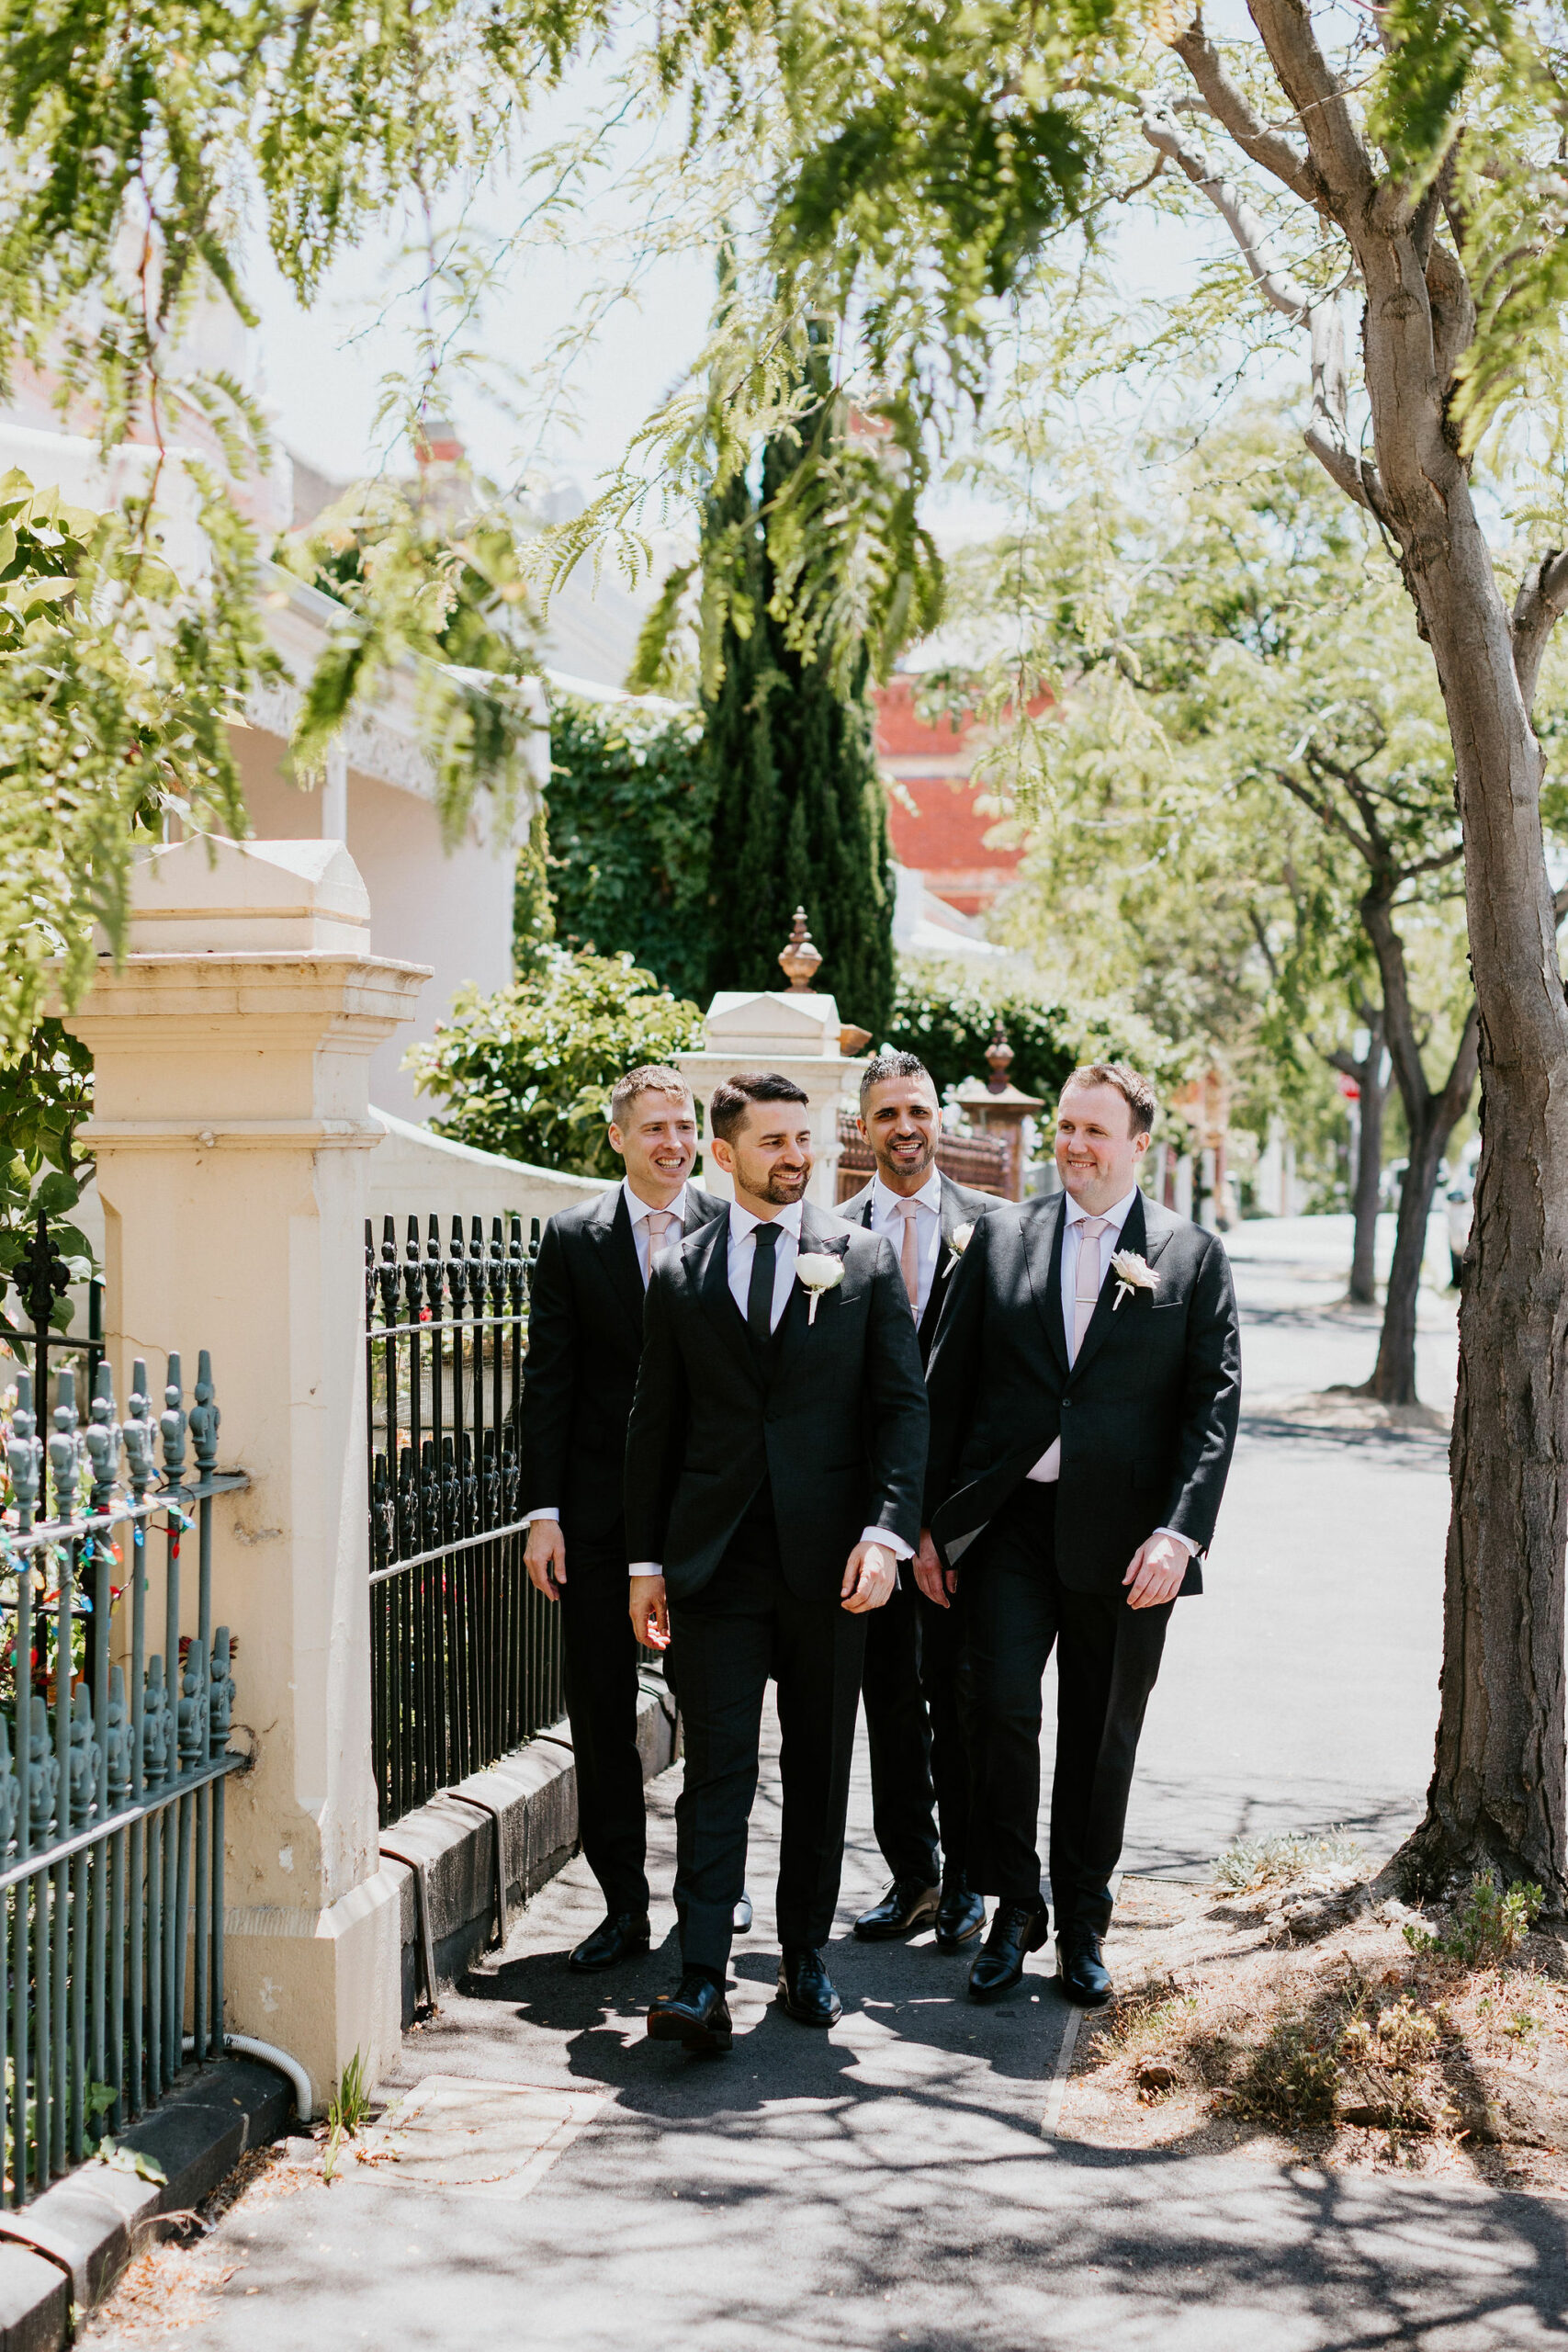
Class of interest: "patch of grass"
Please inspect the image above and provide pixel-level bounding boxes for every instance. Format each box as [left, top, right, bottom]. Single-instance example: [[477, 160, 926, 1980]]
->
[[1404, 1873, 1545, 1966], [1228, 2013, 1341, 2129], [1214, 1830, 1364, 1895], [328, 2050, 373, 2138], [1338, 1996, 1440, 2071], [1095, 1977, 1196, 2063], [322, 2049, 374, 2186]]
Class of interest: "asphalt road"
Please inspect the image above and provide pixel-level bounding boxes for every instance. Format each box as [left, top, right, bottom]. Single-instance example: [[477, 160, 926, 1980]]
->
[[107, 1216, 1556, 2352]]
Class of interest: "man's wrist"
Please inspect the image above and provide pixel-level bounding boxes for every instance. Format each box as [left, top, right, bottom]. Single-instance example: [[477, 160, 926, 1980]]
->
[[628, 1564, 664, 1579], [1154, 1526, 1198, 1558], [859, 1526, 911, 1560], [523, 1508, 559, 1527]]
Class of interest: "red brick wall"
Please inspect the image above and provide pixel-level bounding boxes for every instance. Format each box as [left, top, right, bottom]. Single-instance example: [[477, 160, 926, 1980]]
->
[[874, 676, 1027, 918]]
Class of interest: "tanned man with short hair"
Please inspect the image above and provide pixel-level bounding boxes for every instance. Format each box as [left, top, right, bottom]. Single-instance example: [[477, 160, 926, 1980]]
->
[[839, 1050, 996, 1954]]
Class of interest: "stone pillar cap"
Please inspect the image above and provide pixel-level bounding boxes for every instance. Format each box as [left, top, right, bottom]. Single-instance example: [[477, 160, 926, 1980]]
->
[[114, 836, 372, 956], [701, 987, 844, 1060]]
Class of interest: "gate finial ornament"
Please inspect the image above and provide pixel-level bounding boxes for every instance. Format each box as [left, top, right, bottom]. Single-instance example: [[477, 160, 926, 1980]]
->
[[778, 908, 823, 992]]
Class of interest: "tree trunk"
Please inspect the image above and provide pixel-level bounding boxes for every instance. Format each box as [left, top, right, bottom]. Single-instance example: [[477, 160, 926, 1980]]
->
[[1348, 1017, 1386, 1306], [1356, 270, 1568, 1896], [1363, 1119, 1446, 1404], [1168, 0, 1568, 1900]]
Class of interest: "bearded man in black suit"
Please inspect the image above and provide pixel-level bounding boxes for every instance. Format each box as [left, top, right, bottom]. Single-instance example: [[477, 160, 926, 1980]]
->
[[923, 1062, 1240, 2011], [839, 1051, 996, 1953], [625, 1072, 929, 2053], [518, 1065, 726, 1973]]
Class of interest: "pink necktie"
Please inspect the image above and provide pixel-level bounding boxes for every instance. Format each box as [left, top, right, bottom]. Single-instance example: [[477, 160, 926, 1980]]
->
[[896, 1198, 921, 1314], [643, 1210, 678, 1284], [1071, 1216, 1111, 1361]]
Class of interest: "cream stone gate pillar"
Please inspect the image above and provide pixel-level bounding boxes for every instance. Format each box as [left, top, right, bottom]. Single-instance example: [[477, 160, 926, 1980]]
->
[[64, 837, 429, 2112]]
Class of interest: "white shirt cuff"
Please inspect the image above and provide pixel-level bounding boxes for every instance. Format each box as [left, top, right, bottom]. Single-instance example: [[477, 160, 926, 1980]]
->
[[629, 1529, 911, 1577], [522, 1508, 558, 1525], [1155, 1526, 1198, 1557]]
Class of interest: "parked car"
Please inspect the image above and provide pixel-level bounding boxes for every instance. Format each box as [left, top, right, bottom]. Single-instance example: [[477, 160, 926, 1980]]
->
[[1446, 1170, 1474, 1286]]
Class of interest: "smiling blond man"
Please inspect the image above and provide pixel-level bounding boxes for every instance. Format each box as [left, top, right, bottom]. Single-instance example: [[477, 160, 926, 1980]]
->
[[517, 1066, 725, 1974], [922, 1063, 1241, 2012]]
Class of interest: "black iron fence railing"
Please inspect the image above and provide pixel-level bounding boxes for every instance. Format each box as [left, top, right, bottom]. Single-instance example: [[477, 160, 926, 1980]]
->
[[0, 1351, 245, 2202], [366, 1215, 565, 1828]]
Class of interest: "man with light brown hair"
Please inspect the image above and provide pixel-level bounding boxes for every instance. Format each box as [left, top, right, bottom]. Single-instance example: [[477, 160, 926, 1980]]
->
[[518, 1065, 725, 1973], [923, 1061, 1241, 2013]]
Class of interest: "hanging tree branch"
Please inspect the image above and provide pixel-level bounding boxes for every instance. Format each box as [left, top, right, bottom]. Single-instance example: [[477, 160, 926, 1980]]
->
[[1139, 100, 1389, 522]]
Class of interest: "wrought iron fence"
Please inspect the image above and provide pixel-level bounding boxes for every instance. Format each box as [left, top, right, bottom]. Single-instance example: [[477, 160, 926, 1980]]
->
[[367, 1215, 564, 1828], [0, 1350, 245, 2202]]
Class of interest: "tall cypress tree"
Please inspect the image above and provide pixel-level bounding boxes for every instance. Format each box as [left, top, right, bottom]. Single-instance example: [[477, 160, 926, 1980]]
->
[[702, 401, 896, 1039]]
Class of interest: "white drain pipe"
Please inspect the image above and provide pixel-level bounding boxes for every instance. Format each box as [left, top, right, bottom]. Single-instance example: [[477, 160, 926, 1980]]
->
[[183, 2032, 313, 2120]]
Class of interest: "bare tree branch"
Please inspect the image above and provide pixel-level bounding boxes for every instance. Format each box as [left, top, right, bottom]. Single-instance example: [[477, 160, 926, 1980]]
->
[[1140, 101, 1314, 320], [1426, 240, 1476, 394], [1246, 0, 1378, 215], [1141, 99, 1390, 523], [1171, 21, 1324, 207], [1513, 547, 1568, 708]]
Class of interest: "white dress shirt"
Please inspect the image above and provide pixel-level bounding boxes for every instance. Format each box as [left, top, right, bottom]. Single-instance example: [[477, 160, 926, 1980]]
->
[[726, 1197, 803, 1330], [630, 1197, 910, 1574], [1026, 1185, 1196, 1558], [522, 1181, 690, 1530], [866, 1169, 944, 1319], [625, 1176, 690, 1283]]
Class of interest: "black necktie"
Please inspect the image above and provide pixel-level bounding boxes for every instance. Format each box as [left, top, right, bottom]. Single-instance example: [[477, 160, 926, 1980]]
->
[[747, 1222, 782, 1351]]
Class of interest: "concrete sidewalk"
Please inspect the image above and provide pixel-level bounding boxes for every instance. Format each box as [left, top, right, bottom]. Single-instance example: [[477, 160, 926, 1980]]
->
[[94, 1217, 1566, 2352]]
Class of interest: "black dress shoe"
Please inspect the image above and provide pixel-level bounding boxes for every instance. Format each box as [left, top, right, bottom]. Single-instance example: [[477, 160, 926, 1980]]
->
[[569, 1911, 651, 1973], [935, 1873, 986, 1952], [967, 1901, 1050, 2002], [1057, 1928, 1113, 2008], [853, 1876, 940, 1940], [648, 1971, 733, 2052], [777, 1947, 842, 2027], [733, 1891, 754, 1935]]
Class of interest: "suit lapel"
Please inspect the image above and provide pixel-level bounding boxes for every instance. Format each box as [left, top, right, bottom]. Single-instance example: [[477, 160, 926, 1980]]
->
[[1024, 1194, 1070, 1377], [917, 1177, 967, 1350], [693, 1206, 761, 1390], [773, 1202, 847, 1378], [1069, 1189, 1148, 1385], [591, 1186, 646, 1342]]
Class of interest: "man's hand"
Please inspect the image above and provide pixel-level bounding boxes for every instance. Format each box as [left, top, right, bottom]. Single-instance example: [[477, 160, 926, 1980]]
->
[[913, 1527, 957, 1609], [841, 1541, 897, 1614], [1123, 1532, 1189, 1610], [525, 1521, 567, 1600], [629, 1574, 670, 1650]]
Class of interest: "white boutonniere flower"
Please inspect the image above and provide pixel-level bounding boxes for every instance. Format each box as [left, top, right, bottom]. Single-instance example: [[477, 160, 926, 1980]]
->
[[1111, 1249, 1157, 1311], [795, 1251, 846, 1325], [942, 1221, 976, 1278]]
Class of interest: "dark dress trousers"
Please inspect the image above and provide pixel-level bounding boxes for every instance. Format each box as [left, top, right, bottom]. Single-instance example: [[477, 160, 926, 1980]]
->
[[840, 1172, 998, 1887], [624, 1202, 929, 1973], [518, 1182, 725, 1916], [924, 1189, 1240, 1933]]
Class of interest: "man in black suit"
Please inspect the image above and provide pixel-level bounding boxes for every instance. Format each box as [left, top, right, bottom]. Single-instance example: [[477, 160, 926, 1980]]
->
[[625, 1072, 929, 2052], [519, 1065, 726, 1973], [923, 1062, 1240, 2010], [839, 1051, 996, 1953]]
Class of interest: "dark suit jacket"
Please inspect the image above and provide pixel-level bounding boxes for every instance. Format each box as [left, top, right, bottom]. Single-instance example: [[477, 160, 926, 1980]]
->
[[517, 1182, 727, 1546], [839, 1170, 1000, 1367], [623, 1200, 930, 1602], [924, 1189, 1240, 1596]]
